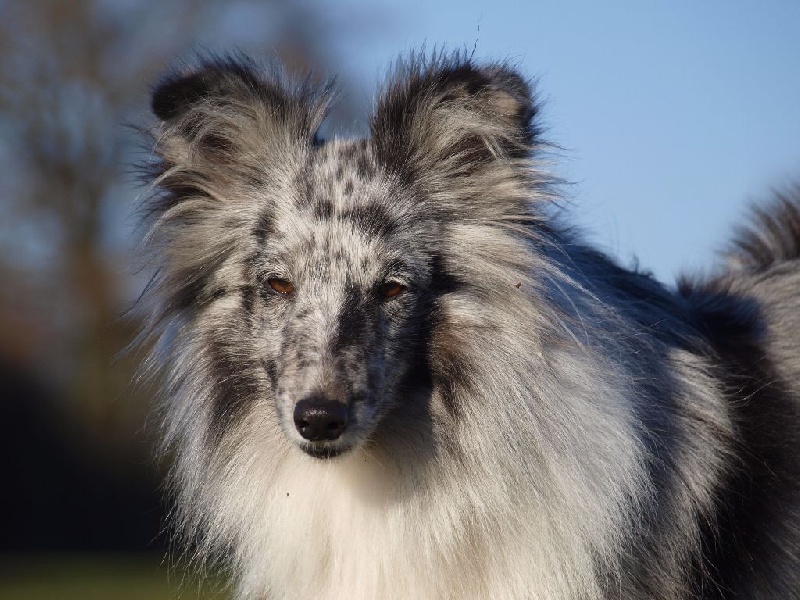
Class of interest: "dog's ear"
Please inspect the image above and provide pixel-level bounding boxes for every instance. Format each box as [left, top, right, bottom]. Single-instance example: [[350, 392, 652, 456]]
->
[[371, 55, 539, 185], [151, 69, 217, 122], [149, 55, 331, 172]]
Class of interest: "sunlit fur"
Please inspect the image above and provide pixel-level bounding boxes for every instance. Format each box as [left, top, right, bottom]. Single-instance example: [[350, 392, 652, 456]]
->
[[136, 53, 800, 599]]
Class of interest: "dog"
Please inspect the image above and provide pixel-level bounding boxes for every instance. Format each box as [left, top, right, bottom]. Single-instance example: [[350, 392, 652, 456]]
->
[[136, 52, 800, 599]]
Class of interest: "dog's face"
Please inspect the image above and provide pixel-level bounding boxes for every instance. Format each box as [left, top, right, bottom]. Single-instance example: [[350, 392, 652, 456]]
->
[[145, 55, 539, 459], [248, 141, 439, 457]]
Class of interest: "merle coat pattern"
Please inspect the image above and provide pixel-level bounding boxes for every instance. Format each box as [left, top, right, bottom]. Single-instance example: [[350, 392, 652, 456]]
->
[[136, 53, 800, 599]]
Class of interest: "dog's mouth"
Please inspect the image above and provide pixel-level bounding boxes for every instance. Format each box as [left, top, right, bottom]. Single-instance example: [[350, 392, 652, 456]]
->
[[301, 443, 350, 459]]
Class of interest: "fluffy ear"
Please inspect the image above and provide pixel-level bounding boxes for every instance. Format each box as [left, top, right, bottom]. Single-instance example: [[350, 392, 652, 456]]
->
[[370, 54, 539, 185], [149, 54, 332, 179]]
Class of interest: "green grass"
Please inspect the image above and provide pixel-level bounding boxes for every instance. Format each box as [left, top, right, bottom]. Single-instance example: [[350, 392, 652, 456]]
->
[[0, 555, 231, 600]]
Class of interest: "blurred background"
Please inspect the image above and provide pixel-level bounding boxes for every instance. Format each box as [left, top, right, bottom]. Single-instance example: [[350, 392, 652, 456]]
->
[[0, 1, 798, 598]]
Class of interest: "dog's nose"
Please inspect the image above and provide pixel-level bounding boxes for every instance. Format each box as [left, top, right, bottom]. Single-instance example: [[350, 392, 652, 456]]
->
[[293, 398, 349, 441]]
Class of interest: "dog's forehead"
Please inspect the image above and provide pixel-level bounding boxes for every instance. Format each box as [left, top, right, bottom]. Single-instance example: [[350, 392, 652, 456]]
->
[[269, 139, 403, 282], [307, 139, 383, 210]]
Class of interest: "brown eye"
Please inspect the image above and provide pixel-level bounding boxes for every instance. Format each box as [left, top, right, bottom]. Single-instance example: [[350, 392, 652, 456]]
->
[[268, 278, 295, 295], [377, 281, 406, 300]]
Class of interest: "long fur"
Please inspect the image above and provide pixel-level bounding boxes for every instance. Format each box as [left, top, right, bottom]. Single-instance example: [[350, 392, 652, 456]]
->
[[136, 52, 800, 599]]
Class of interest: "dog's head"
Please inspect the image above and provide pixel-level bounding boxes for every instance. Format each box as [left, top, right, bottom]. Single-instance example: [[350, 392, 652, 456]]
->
[[143, 53, 542, 459]]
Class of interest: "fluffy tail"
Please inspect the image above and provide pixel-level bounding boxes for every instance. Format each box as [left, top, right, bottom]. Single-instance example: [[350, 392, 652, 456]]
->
[[725, 184, 800, 272]]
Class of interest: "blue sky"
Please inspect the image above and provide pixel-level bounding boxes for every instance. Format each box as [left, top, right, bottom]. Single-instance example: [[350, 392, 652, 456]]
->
[[312, 0, 800, 281]]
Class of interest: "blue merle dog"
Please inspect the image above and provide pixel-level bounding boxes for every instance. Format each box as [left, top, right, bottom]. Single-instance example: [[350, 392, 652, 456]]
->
[[137, 53, 800, 599]]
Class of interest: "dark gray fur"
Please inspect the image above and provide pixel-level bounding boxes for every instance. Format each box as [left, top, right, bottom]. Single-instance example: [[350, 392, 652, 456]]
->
[[136, 52, 800, 599]]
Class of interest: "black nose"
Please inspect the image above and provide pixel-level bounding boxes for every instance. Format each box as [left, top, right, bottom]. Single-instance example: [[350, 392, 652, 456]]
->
[[293, 399, 349, 441]]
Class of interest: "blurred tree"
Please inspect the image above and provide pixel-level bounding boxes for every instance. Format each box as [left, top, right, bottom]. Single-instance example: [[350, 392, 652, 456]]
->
[[0, 0, 354, 552]]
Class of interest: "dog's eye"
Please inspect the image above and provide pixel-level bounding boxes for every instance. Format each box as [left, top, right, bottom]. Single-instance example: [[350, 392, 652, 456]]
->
[[377, 281, 406, 300], [267, 278, 295, 295]]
